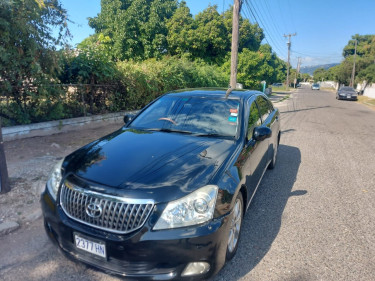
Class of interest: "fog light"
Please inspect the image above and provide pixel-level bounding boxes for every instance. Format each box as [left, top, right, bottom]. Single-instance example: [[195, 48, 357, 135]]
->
[[181, 262, 210, 276]]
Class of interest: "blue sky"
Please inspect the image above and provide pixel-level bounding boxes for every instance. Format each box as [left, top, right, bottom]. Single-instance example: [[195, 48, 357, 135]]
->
[[59, 0, 375, 67]]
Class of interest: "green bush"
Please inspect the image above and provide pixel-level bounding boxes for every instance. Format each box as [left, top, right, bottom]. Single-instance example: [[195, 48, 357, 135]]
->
[[117, 56, 228, 109]]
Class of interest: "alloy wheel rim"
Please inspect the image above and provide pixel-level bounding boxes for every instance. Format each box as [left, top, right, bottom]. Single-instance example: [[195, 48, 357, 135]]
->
[[227, 197, 242, 253]]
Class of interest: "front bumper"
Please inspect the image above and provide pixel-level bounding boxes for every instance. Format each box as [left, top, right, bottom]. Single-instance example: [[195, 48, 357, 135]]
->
[[41, 191, 231, 280], [338, 94, 358, 100]]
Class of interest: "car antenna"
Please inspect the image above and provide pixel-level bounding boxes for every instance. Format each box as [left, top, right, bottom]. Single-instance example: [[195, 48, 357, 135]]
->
[[225, 88, 234, 99]]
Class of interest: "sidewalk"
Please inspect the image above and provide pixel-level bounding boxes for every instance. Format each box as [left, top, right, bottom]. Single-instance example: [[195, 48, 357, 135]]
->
[[0, 121, 124, 235], [268, 91, 293, 103]]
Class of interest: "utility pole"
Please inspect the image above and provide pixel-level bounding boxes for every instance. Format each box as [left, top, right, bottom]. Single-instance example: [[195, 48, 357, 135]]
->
[[350, 39, 357, 87], [0, 118, 10, 194], [294, 57, 301, 88], [229, 0, 242, 89], [284, 33, 297, 90]]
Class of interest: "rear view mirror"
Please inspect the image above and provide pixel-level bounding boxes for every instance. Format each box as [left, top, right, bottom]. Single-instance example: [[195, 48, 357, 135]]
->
[[253, 126, 272, 141], [124, 114, 134, 125]]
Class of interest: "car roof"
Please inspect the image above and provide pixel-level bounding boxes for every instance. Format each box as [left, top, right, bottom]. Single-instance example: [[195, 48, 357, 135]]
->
[[165, 88, 262, 100]]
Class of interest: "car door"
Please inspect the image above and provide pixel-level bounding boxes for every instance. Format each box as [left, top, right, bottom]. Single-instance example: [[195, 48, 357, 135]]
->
[[256, 96, 279, 164], [236, 97, 268, 204]]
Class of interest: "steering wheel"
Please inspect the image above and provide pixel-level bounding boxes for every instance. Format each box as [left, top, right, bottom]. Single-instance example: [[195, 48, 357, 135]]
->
[[158, 117, 177, 125]]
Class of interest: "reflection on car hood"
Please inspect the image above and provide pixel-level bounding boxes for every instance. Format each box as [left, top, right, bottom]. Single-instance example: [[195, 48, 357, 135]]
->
[[64, 128, 235, 202]]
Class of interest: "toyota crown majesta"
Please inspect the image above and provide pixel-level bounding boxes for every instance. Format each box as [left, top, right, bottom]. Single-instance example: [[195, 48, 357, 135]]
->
[[41, 88, 280, 280]]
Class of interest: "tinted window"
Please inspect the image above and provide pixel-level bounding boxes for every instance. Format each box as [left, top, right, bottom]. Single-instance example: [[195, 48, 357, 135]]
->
[[248, 101, 262, 137], [130, 96, 240, 137], [340, 87, 355, 92], [255, 96, 271, 122]]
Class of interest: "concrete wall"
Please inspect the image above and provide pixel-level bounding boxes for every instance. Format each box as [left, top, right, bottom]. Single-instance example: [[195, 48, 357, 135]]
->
[[364, 84, 375, 98], [320, 81, 338, 89], [2, 110, 138, 142]]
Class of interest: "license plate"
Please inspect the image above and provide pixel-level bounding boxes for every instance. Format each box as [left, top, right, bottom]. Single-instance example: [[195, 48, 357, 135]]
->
[[74, 234, 106, 258], [347, 95, 351, 98]]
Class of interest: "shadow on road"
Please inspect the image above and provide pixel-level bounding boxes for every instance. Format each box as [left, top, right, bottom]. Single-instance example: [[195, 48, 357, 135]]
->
[[280, 105, 331, 114], [214, 144, 303, 280]]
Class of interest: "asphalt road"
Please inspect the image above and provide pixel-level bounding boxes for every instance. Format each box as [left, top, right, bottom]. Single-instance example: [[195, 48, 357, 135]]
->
[[1, 86, 374, 281]]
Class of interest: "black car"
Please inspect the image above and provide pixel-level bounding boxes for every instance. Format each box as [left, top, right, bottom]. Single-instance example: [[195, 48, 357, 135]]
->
[[336, 86, 358, 100], [41, 88, 281, 280]]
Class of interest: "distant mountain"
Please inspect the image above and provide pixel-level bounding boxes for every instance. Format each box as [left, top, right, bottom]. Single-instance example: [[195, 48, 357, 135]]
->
[[300, 63, 340, 76]]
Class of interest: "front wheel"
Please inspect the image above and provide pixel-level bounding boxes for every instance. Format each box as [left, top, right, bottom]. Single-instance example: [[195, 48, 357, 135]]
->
[[226, 192, 244, 261]]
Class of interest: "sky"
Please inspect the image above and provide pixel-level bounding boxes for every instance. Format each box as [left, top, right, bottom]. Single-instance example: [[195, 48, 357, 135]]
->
[[58, 0, 375, 67]]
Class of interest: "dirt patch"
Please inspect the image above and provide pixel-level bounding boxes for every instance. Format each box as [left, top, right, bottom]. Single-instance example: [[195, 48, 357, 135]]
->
[[0, 121, 124, 228]]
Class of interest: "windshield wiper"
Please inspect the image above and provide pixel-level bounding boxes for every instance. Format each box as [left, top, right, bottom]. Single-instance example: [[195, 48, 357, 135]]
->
[[195, 133, 233, 139], [144, 128, 193, 135]]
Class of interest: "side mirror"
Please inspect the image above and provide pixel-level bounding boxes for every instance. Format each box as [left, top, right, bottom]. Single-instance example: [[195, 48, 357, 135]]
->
[[124, 114, 134, 125], [253, 126, 272, 141]]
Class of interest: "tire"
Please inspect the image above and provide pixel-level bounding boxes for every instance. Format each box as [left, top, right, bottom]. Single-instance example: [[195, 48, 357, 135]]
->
[[268, 141, 279, 169], [226, 192, 244, 261]]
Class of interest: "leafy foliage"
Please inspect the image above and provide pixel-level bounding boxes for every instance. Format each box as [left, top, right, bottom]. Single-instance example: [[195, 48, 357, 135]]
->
[[89, 0, 178, 60], [1, 0, 288, 126], [329, 34, 375, 85], [117, 57, 228, 109], [0, 0, 70, 124], [223, 44, 287, 89]]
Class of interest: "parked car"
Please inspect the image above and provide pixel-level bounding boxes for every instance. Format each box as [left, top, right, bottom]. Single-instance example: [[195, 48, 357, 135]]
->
[[41, 88, 280, 280], [336, 86, 358, 100], [272, 82, 283, 87], [311, 83, 320, 90]]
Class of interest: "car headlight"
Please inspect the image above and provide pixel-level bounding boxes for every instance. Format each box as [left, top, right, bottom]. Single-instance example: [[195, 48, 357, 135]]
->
[[46, 158, 64, 200], [153, 185, 218, 230]]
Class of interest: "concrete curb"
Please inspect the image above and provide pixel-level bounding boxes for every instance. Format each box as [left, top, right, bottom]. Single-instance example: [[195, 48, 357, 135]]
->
[[2, 110, 138, 142], [0, 221, 20, 236]]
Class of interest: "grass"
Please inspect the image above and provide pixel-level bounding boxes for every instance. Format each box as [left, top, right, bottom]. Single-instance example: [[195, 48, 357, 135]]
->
[[357, 96, 375, 110], [320, 87, 336, 92], [271, 85, 292, 92]]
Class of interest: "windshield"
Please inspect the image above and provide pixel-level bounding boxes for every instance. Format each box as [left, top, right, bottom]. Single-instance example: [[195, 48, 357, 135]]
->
[[340, 87, 355, 92], [129, 95, 241, 138], [313, 83, 319, 87]]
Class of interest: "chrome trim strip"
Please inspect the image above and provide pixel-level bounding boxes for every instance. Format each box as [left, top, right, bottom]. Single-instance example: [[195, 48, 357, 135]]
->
[[60, 181, 154, 234]]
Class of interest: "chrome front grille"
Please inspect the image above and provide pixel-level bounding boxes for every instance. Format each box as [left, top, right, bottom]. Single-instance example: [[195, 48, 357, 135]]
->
[[60, 181, 154, 234]]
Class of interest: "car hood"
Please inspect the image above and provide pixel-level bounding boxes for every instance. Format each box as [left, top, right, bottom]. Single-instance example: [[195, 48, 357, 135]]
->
[[63, 128, 235, 203]]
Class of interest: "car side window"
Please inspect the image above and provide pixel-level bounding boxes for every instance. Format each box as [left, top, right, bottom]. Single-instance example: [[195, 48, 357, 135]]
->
[[256, 96, 270, 122], [247, 101, 262, 138], [267, 99, 274, 112]]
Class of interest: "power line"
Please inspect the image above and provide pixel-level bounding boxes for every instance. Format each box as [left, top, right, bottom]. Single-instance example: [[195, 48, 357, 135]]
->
[[255, 0, 286, 50], [242, 0, 286, 57], [246, 0, 285, 53]]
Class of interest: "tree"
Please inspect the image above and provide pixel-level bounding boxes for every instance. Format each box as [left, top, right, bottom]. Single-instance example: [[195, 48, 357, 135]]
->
[[313, 67, 329, 82], [0, 0, 70, 124], [166, 1, 194, 57], [223, 44, 286, 89], [59, 34, 117, 84], [222, 7, 264, 52], [88, 0, 178, 61], [358, 64, 375, 84], [190, 5, 228, 63], [343, 34, 375, 58]]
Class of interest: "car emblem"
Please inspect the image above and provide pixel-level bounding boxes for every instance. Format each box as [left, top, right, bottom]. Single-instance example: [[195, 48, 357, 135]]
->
[[85, 202, 102, 218]]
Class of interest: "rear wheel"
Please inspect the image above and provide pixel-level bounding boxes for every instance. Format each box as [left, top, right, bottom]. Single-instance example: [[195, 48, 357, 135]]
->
[[226, 192, 244, 261]]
